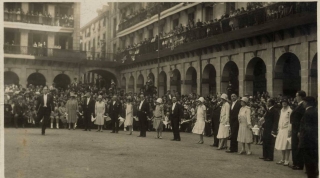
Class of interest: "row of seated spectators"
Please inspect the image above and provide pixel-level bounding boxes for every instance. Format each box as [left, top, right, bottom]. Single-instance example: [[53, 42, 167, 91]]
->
[[115, 2, 316, 63], [4, 8, 74, 27]]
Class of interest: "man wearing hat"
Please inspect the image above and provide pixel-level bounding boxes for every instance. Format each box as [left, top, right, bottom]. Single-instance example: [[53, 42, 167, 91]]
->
[[170, 96, 183, 141], [82, 91, 96, 131], [36, 86, 54, 135], [13, 96, 26, 128], [108, 94, 122, 133]]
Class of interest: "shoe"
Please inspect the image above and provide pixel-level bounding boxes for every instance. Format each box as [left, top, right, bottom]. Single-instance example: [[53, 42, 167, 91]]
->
[[197, 141, 204, 144], [88, 129, 91, 131], [292, 166, 303, 170], [42, 133, 45, 135], [283, 161, 289, 166], [259, 157, 266, 160], [264, 159, 273, 161], [96, 130, 100, 132], [176, 139, 180, 141], [127, 133, 132, 135], [83, 129, 87, 131], [276, 160, 285, 165], [246, 151, 252, 155], [226, 150, 236, 153], [238, 150, 246, 155], [137, 135, 142, 137], [171, 139, 177, 141], [159, 137, 162, 139], [110, 131, 115, 133]]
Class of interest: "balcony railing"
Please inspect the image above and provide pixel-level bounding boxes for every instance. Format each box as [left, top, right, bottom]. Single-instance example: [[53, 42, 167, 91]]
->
[[4, 12, 74, 27], [84, 51, 116, 62], [118, 2, 181, 31], [4, 45, 84, 59], [116, 2, 316, 63]]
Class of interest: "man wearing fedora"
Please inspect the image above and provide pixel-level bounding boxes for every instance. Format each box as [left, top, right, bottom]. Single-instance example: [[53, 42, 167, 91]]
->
[[36, 86, 54, 135], [108, 94, 122, 133], [82, 91, 95, 131]]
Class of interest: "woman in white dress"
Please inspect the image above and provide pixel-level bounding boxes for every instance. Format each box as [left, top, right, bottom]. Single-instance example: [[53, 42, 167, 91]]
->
[[217, 93, 230, 150], [94, 95, 105, 132], [237, 97, 253, 155], [153, 98, 165, 139], [275, 98, 292, 166], [124, 96, 133, 135], [192, 97, 206, 144]]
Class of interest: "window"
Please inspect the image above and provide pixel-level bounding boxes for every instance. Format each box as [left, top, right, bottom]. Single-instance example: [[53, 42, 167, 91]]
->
[[173, 19, 179, 29], [205, 7, 213, 21]]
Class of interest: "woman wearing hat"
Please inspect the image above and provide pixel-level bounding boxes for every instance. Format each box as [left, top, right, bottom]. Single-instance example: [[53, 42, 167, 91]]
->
[[275, 98, 292, 166], [153, 98, 165, 139], [192, 97, 207, 144], [124, 96, 134, 135], [94, 95, 105, 132], [217, 93, 230, 150], [65, 92, 79, 130], [237, 97, 253, 155]]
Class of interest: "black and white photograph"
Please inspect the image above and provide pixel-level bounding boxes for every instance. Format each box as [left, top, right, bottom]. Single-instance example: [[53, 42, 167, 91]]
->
[[1, 1, 319, 178]]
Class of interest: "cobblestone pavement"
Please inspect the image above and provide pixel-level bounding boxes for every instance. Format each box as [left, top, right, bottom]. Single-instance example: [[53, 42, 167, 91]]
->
[[5, 128, 306, 178]]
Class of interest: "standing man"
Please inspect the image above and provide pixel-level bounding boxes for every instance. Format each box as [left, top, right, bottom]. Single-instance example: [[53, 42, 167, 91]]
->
[[299, 96, 318, 178], [13, 96, 26, 128], [36, 86, 54, 135], [210, 96, 222, 147], [226, 93, 241, 153], [82, 92, 95, 131], [289, 91, 306, 170], [137, 94, 149, 137], [108, 95, 122, 133], [170, 96, 183, 141], [259, 99, 279, 161]]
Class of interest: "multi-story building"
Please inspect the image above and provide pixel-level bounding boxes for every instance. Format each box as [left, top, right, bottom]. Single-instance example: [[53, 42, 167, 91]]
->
[[107, 2, 317, 97], [3, 2, 82, 88]]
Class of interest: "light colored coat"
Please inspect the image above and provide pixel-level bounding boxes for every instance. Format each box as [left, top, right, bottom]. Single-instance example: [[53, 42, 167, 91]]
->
[[220, 102, 230, 125]]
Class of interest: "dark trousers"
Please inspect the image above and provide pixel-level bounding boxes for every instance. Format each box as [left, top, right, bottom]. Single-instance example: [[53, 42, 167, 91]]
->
[[138, 118, 147, 136], [229, 123, 239, 152], [111, 117, 119, 133], [171, 119, 180, 140], [14, 115, 26, 128], [301, 148, 319, 178], [84, 112, 91, 130], [212, 118, 219, 146], [263, 137, 275, 160], [37, 107, 50, 134], [205, 122, 212, 136], [292, 130, 304, 168]]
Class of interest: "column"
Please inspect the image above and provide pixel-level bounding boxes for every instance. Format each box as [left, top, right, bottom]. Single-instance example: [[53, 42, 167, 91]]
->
[[20, 30, 28, 54], [47, 68, 53, 86], [266, 48, 275, 97], [196, 62, 201, 95], [19, 67, 27, 87], [72, 2, 81, 50], [299, 42, 309, 93], [238, 53, 245, 97], [213, 58, 221, 95], [180, 65, 186, 95]]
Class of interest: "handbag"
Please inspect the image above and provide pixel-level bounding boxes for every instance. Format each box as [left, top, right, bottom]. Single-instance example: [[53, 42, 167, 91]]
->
[[91, 115, 96, 122]]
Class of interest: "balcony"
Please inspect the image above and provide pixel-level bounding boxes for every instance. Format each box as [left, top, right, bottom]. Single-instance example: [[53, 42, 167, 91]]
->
[[117, 2, 317, 65]]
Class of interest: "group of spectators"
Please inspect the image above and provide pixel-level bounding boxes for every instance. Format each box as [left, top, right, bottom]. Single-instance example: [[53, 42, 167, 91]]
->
[[115, 2, 316, 63], [4, 8, 74, 27]]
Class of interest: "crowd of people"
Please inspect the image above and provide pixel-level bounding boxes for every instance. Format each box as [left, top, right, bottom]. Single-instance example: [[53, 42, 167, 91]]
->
[[3, 79, 318, 177], [4, 8, 74, 27], [115, 2, 316, 63]]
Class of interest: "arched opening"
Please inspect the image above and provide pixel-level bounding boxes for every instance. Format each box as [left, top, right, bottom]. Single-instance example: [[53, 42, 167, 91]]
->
[[221, 61, 239, 98], [27, 72, 46, 87], [4, 71, 19, 85], [148, 73, 155, 83], [310, 54, 317, 97], [128, 76, 135, 93], [245, 57, 266, 96], [170, 69, 181, 95], [274, 53, 301, 97], [202, 64, 216, 96], [158, 71, 167, 97], [185, 67, 197, 94], [137, 74, 144, 93], [121, 77, 126, 91], [53, 74, 71, 90], [88, 70, 117, 90]]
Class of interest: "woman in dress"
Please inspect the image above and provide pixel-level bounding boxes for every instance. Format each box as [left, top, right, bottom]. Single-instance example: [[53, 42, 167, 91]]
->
[[65, 92, 78, 130], [192, 97, 206, 144], [237, 97, 253, 155], [275, 98, 292, 166], [124, 96, 134, 135], [217, 93, 230, 150], [94, 95, 105, 132], [153, 98, 165, 139], [58, 101, 67, 129]]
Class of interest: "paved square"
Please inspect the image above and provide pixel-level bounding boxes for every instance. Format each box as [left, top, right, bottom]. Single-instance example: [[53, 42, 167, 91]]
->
[[5, 128, 305, 178]]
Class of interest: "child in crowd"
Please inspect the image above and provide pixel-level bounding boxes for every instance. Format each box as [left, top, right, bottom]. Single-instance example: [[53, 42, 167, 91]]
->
[[50, 106, 60, 129]]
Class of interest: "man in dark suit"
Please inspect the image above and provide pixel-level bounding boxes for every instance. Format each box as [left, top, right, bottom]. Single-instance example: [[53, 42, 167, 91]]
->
[[13, 97, 26, 128], [108, 95, 122, 133], [210, 97, 222, 147], [170, 96, 183, 141], [299, 96, 318, 178], [82, 92, 95, 131], [226, 93, 241, 153], [290, 91, 306, 170], [259, 99, 279, 161], [137, 93, 149, 137], [36, 86, 54, 135]]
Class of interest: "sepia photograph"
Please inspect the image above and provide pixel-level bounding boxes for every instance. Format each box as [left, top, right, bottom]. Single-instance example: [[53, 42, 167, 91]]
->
[[1, 1, 318, 178]]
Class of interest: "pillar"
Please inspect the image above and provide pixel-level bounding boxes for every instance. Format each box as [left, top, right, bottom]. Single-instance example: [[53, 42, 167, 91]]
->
[[267, 48, 275, 97], [20, 30, 28, 54], [19, 67, 27, 87], [214, 58, 221, 95], [238, 53, 245, 97], [299, 42, 309, 93], [72, 2, 81, 50], [180, 65, 186, 95], [47, 68, 53, 86]]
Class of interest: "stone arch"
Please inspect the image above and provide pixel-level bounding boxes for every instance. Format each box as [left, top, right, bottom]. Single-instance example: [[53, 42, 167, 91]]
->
[[137, 74, 144, 93], [245, 57, 267, 96], [274, 52, 301, 97], [202, 64, 216, 96], [27, 72, 46, 87], [87, 69, 118, 90], [128, 75, 135, 93], [158, 71, 167, 97], [53, 74, 71, 90], [4, 71, 19, 85], [221, 61, 239, 98], [310, 53, 317, 97], [185, 67, 197, 94], [170, 69, 181, 95]]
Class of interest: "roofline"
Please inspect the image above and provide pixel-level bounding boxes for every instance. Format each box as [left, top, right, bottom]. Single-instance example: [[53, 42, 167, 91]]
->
[[80, 9, 109, 31]]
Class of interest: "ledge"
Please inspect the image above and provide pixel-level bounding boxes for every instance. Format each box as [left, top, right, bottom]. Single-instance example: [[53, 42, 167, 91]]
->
[[4, 21, 74, 33]]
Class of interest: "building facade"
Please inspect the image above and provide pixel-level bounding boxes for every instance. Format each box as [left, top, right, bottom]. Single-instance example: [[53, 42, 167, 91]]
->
[[4, 2, 82, 88], [108, 2, 317, 97]]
